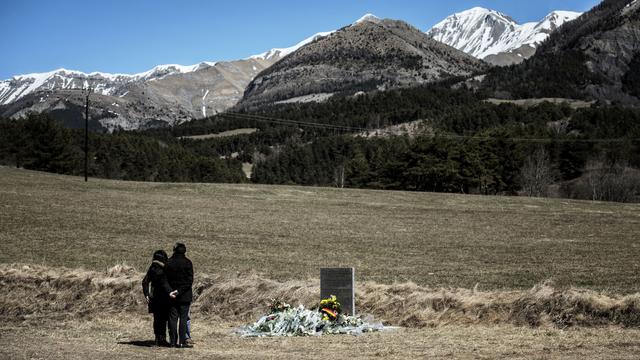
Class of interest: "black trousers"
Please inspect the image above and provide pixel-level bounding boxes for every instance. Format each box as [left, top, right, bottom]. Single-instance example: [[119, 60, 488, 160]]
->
[[169, 303, 190, 345], [152, 306, 170, 338]]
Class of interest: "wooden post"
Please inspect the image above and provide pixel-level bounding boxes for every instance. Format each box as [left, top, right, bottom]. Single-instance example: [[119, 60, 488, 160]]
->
[[84, 89, 91, 182]]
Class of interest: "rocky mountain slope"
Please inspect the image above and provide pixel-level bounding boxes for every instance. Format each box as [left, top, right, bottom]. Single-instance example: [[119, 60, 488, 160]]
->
[[0, 30, 336, 131], [0, 60, 274, 131], [427, 7, 582, 66], [482, 0, 640, 104], [239, 16, 487, 110]]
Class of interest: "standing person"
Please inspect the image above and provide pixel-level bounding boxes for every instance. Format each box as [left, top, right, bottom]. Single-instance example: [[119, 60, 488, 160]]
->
[[141, 250, 173, 347], [165, 242, 194, 348]]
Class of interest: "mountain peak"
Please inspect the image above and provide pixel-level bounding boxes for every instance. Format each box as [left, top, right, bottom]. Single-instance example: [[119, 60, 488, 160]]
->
[[448, 7, 516, 24], [458, 7, 499, 16], [427, 7, 582, 63]]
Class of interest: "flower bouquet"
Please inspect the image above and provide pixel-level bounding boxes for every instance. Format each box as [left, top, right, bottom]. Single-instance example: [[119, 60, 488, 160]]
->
[[319, 294, 341, 321], [237, 295, 384, 337]]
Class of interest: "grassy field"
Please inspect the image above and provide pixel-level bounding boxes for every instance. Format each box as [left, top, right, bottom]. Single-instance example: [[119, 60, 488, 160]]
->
[[2, 166, 640, 359], [1, 166, 639, 291]]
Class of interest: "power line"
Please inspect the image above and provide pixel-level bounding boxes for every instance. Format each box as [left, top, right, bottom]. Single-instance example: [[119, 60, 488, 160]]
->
[[214, 111, 639, 144]]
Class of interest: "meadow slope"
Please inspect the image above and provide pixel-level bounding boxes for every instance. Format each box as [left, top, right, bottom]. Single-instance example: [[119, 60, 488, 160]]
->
[[1, 166, 639, 291]]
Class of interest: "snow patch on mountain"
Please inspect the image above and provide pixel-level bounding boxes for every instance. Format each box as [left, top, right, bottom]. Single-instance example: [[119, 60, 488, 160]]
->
[[202, 89, 210, 117], [353, 13, 380, 25], [623, 0, 639, 14], [427, 7, 582, 59], [248, 13, 380, 61], [248, 31, 335, 61], [133, 62, 216, 81]]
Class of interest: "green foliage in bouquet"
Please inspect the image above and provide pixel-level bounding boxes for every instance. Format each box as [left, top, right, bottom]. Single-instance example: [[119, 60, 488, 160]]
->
[[268, 298, 292, 313]]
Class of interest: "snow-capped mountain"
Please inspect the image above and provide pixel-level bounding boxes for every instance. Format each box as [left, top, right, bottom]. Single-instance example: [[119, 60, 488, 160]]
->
[[0, 58, 278, 131], [0, 14, 385, 131], [426, 7, 582, 65], [0, 24, 348, 109], [0, 35, 322, 130], [0, 62, 221, 106]]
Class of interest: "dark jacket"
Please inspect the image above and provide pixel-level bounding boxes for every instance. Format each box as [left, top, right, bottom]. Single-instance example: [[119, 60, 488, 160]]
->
[[165, 253, 194, 304], [142, 260, 173, 313]]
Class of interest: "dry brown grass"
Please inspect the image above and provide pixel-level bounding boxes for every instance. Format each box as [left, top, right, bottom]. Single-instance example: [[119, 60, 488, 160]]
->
[[2, 263, 640, 359], [3, 263, 640, 330], [1, 166, 639, 292]]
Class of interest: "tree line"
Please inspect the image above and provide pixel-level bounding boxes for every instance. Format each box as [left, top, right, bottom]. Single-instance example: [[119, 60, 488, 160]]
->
[[0, 114, 246, 183]]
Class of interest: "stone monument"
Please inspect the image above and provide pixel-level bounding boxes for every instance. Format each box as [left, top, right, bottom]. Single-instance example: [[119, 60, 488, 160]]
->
[[320, 267, 355, 315]]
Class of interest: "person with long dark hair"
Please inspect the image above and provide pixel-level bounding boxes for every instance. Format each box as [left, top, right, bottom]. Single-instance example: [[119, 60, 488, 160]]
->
[[142, 250, 174, 347]]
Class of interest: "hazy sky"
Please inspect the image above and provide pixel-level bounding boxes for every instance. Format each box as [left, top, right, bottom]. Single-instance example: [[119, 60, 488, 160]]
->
[[0, 0, 601, 79]]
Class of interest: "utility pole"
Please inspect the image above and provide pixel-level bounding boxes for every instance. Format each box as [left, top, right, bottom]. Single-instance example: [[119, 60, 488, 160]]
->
[[84, 87, 92, 182]]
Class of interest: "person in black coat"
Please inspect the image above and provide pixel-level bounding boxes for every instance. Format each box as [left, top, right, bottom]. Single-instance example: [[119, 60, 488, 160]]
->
[[141, 250, 173, 347], [165, 242, 194, 348]]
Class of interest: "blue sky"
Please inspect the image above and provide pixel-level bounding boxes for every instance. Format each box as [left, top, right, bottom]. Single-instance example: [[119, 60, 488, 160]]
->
[[0, 0, 601, 79]]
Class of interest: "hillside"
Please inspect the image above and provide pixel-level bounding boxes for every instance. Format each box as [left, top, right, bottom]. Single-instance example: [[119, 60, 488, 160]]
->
[[482, 0, 640, 103], [239, 17, 487, 109]]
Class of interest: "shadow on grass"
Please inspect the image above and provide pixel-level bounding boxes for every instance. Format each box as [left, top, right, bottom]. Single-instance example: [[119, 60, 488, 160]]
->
[[117, 340, 157, 347]]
